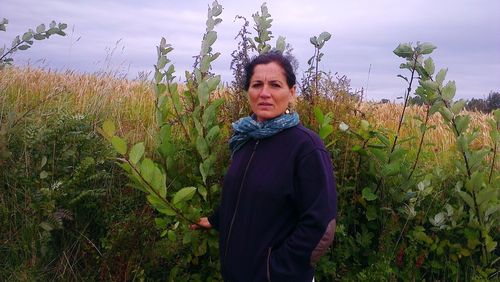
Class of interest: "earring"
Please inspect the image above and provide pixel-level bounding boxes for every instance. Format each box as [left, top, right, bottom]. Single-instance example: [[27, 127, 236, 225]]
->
[[285, 108, 290, 114]]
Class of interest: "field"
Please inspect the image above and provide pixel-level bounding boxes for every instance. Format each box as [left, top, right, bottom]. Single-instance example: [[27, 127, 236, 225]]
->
[[1, 2, 499, 279], [1, 64, 498, 281]]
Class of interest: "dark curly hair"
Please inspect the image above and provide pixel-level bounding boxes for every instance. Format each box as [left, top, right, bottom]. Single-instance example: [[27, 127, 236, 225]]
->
[[244, 50, 296, 91]]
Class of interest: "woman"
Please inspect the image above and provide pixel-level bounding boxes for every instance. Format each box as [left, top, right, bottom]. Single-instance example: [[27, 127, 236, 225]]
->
[[193, 51, 337, 281]]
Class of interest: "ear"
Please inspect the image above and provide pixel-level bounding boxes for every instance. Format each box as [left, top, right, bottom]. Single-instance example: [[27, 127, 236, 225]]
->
[[290, 85, 297, 98]]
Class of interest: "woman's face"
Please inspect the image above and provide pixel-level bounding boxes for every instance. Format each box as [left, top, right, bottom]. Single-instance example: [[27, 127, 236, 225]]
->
[[247, 62, 295, 122]]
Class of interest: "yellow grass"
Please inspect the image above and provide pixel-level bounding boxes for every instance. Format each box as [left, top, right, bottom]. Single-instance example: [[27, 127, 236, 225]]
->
[[1, 67, 156, 145], [1, 67, 496, 168]]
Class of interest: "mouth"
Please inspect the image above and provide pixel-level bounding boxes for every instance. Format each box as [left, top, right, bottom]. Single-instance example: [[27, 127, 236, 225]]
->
[[257, 102, 273, 107]]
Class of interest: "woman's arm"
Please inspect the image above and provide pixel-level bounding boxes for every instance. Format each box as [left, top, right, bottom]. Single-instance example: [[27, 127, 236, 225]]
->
[[269, 148, 337, 278]]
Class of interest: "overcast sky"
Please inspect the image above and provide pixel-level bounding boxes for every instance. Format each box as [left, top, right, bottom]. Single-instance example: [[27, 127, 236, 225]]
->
[[2, 0, 499, 100]]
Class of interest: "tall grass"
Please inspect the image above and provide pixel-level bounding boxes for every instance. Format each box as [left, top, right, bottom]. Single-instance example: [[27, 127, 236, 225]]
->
[[1, 67, 156, 146], [2, 66, 494, 161]]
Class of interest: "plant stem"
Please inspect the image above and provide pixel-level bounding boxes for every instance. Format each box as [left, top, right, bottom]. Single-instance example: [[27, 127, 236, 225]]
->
[[390, 54, 418, 159], [408, 104, 431, 180], [488, 138, 497, 184], [166, 80, 190, 140], [0, 40, 25, 61], [122, 158, 201, 227]]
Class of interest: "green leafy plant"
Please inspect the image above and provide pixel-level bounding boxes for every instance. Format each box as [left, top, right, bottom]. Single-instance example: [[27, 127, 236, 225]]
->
[[0, 18, 67, 69], [247, 3, 286, 54], [100, 1, 225, 279]]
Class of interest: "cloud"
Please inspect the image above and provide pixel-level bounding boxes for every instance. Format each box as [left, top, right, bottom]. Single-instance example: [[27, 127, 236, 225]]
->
[[2, 0, 499, 100]]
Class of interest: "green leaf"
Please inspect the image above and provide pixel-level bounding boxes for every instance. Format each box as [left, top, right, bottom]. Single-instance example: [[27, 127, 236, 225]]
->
[[200, 154, 216, 184], [22, 31, 33, 41], [465, 171, 484, 193], [393, 43, 414, 58], [58, 23, 67, 30], [441, 81, 456, 101], [140, 158, 155, 185], [319, 124, 333, 140], [389, 147, 406, 161], [366, 205, 377, 221], [154, 70, 163, 83], [429, 100, 443, 115], [155, 83, 166, 96], [455, 115, 470, 134], [46, 28, 58, 36], [198, 81, 209, 107], [111, 136, 127, 155], [439, 107, 454, 122], [183, 232, 192, 244], [33, 34, 45, 40], [456, 135, 468, 152], [17, 45, 30, 50], [167, 230, 176, 241], [369, 148, 387, 163], [36, 23, 46, 33], [360, 120, 369, 131], [202, 30, 217, 55], [375, 132, 389, 146], [102, 120, 116, 137], [198, 185, 208, 201], [275, 36, 286, 52], [419, 79, 438, 91], [147, 195, 175, 216], [318, 31, 332, 43], [11, 35, 20, 47], [159, 139, 174, 158], [477, 188, 495, 206], [207, 75, 221, 91], [173, 187, 197, 205], [200, 56, 211, 73], [493, 109, 500, 123], [485, 234, 497, 253], [155, 218, 167, 229], [423, 57, 435, 76], [362, 187, 377, 201], [436, 68, 447, 85], [129, 142, 145, 165], [196, 136, 209, 159], [157, 55, 168, 69], [485, 204, 500, 219], [382, 162, 401, 177], [314, 107, 324, 123], [40, 170, 49, 179], [206, 125, 220, 145], [418, 42, 437, 55], [451, 100, 466, 115], [151, 165, 166, 198]]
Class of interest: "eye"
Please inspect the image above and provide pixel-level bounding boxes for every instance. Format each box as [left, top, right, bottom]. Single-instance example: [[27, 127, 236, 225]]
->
[[250, 81, 262, 88]]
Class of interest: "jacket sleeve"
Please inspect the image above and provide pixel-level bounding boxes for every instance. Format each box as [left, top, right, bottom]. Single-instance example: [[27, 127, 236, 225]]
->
[[269, 148, 337, 279]]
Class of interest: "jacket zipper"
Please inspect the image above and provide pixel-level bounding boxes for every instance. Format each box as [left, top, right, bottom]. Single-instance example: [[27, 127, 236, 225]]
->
[[267, 247, 272, 282], [223, 140, 260, 264]]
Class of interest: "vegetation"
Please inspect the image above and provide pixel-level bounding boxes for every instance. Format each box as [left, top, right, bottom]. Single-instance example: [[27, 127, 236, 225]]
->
[[1, 1, 499, 281]]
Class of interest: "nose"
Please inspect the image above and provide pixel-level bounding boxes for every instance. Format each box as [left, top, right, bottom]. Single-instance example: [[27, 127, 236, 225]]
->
[[259, 85, 271, 98]]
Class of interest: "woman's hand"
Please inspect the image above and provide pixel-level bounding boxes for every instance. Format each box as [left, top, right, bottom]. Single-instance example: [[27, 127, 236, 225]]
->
[[190, 217, 212, 230]]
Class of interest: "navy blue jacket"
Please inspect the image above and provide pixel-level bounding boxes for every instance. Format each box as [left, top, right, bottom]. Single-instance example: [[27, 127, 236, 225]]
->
[[209, 124, 337, 282]]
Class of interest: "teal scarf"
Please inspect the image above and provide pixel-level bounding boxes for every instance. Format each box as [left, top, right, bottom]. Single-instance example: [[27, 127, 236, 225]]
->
[[229, 112, 300, 155]]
